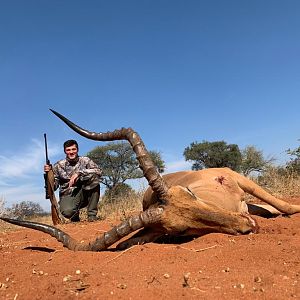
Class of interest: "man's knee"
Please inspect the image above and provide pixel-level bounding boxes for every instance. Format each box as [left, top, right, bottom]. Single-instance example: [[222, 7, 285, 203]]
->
[[59, 196, 79, 219], [60, 207, 77, 219]]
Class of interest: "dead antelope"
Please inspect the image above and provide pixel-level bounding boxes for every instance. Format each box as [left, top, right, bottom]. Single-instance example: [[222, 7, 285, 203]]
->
[[1, 109, 300, 251]]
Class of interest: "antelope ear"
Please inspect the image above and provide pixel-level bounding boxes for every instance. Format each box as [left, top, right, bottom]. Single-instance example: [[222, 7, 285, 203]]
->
[[185, 186, 198, 199]]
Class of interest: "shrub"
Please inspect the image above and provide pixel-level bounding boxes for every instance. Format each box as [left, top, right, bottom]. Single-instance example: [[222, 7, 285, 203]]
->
[[9, 201, 46, 219], [0, 196, 10, 217]]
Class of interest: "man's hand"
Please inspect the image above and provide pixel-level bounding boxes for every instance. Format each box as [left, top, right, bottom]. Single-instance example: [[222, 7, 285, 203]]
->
[[44, 164, 51, 172], [69, 173, 79, 187]]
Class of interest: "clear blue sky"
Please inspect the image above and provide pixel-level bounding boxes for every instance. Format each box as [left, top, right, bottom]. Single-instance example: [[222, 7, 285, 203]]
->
[[1, 1, 300, 210]]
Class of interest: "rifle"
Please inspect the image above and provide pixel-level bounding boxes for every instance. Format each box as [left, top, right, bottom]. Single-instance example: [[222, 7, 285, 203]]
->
[[44, 134, 65, 225]]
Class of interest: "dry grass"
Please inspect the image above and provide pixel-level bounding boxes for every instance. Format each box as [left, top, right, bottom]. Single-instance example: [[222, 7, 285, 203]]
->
[[76, 190, 144, 222], [97, 192, 143, 221], [0, 215, 54, 233], [245, 168, 300, 203], [260, 169, 300, 197], [27, 215, 54, 224]]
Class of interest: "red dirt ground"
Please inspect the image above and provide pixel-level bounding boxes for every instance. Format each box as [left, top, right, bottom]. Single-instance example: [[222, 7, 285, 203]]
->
[[1, 198, 300, 300]]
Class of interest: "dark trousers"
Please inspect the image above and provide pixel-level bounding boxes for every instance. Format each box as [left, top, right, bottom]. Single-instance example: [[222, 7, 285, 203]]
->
[[59, 185, 100, 220]]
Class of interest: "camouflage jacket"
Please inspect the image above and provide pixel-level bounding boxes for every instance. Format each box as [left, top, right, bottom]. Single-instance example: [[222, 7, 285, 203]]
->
[[52, 156, 102, 197]]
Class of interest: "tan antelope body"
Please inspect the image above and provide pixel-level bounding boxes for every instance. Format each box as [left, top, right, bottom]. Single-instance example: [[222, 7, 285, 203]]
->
[[116, 167, 300, 250], [1, 110, 300, 251]]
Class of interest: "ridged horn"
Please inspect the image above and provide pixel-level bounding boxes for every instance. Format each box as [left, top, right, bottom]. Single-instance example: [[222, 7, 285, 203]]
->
[[0, 207, 163, 251], [50, 109, 169, 200]]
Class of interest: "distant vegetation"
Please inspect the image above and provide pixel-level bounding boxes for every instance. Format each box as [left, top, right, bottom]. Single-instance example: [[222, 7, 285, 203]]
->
[[0, 200, 47, 220], [184, 139, 300, 177], [87, 141, 165, 202], [184, 141, 275, 175]]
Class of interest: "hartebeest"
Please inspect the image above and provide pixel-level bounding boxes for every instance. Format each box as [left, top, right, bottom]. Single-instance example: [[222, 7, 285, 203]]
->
[[1, 109, 300, 251]]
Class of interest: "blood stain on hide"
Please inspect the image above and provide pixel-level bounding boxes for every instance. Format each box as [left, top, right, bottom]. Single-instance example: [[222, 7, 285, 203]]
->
[[215, 176, 226, 185]]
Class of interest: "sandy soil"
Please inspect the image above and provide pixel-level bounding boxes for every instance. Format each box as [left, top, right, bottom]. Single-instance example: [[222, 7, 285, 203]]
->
[[1, 198, 300, 300]]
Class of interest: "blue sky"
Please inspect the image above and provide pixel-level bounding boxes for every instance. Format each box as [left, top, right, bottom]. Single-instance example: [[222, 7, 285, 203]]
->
[[0, 1, 300, 211]]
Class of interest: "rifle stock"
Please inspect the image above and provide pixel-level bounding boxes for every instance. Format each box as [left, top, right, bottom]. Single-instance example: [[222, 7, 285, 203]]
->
[[44, 134, 65, 225]]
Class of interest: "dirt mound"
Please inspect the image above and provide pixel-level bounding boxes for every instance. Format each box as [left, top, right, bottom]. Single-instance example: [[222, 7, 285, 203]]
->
[[1, 200, 300, 299]]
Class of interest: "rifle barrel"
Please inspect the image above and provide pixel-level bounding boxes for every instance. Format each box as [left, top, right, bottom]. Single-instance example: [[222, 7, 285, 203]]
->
[[44, 133, 50, 165]]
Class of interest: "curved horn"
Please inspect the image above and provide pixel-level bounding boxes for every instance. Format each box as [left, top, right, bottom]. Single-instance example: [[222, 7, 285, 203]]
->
[[50, 109, 169, 200], [0, 207, 163, 251]]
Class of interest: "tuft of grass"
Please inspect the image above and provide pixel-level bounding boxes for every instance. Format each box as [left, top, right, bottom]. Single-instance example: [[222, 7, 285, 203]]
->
[[245, 168, 300, 203], [26, 214, 53, 224], [97, 191, 143, 221], [258, 168, 300, 197]]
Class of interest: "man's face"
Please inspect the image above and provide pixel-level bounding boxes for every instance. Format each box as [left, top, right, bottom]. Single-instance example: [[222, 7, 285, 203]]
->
[[64, 144, 78, 160]]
